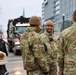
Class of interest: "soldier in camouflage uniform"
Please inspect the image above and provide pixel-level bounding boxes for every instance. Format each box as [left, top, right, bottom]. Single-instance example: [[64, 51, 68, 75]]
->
[[20, 16, 50, 75], [58, 10, 76, 75], [40, 20, 58, 75]]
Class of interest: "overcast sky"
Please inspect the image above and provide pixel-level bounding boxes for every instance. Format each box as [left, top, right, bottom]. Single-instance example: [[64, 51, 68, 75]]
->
[[0, 0, 43, 37]]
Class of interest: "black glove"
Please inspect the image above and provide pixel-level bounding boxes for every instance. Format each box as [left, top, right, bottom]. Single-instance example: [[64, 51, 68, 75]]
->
[[43, 72, 49, 75]]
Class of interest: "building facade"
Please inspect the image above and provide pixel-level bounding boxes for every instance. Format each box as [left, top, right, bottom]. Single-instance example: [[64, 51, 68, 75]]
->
[[42, 0, 76, 35]]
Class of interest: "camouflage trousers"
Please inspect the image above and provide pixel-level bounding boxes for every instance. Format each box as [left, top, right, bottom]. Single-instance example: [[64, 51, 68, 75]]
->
[[27, 69, 45, 75], [48, 63, 57, 75]]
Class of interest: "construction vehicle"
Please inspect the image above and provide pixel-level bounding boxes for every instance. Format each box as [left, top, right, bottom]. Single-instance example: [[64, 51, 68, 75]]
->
[[7, 16, 30, 55]]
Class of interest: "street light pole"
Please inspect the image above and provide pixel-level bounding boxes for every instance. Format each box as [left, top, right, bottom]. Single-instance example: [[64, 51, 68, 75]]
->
[[43, 24, 44, 32], [62, 13, 65, 30], [61, 13, 65, 31]]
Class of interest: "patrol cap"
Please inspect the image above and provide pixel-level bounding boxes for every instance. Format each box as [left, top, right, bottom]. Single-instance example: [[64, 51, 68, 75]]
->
[[72, 10, 76, 22], [45, 20, 54, 27], [29, 16, 41, 25]]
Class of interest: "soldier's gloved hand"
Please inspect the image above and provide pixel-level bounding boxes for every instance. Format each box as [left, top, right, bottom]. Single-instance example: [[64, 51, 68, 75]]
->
[[43, 72, 49, 75]]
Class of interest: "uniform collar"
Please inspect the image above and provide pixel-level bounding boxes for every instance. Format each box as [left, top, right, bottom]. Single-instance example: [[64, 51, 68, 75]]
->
[[26, 27, 41, 33], [73, 22, 76, 26], [44, 30, 53, 37]]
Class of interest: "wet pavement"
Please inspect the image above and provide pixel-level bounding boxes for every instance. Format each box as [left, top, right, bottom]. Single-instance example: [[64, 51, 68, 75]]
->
[[6, 52, 27, 75]]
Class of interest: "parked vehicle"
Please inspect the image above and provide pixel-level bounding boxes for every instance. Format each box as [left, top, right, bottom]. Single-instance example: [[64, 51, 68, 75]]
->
[[7, 16, 30, 55]]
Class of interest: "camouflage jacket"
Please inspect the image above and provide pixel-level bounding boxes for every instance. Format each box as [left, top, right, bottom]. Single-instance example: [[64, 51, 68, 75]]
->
[[58, 23, 76, 75], [40, 31, 58, 64], [20, 27, 50, 72]]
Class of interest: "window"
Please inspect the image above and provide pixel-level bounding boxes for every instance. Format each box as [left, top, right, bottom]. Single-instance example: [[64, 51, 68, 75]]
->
[[56, 10, 60, 14], [55, 0, 60, 5], [44, 0, 48, 5]]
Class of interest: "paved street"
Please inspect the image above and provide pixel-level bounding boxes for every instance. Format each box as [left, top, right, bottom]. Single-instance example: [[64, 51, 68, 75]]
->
[[6, 52, 27, 75]]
